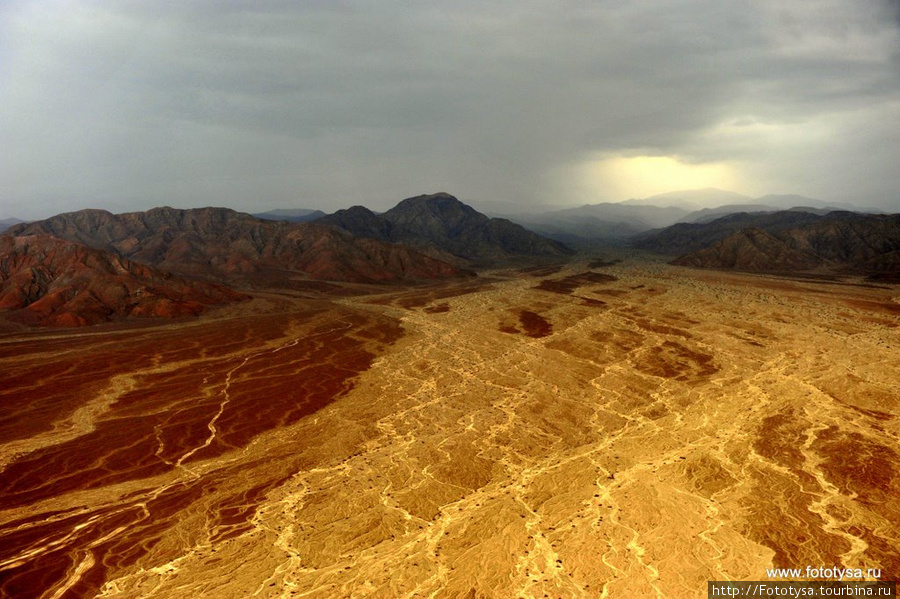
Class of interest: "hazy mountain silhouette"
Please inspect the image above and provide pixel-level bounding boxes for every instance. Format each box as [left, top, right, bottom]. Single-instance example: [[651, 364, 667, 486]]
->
[[510, 202, 690, 246], [497, 189, 872, 245], [678, 204, 778, 224], [622, 188, 752, 210], [253, 208, 326, 222], [0, 218, 25, 233]]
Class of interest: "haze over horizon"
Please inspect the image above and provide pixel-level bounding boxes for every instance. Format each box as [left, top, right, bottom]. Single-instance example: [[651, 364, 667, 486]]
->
[[3, 1, 899, 220]]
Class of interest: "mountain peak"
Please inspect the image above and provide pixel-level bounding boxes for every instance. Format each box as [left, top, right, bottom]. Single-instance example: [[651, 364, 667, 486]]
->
[[318, 193, 572, 266], [391, 193, 481, 218], [316, 206, 391, 241], [388, 193, 483, 224]]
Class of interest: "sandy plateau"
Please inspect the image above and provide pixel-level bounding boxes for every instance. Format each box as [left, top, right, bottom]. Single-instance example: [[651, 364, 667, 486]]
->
[[0, 256, 898, 598]]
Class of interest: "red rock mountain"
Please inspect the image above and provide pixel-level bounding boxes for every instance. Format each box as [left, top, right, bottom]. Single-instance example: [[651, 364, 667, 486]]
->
[[7, 207, 469, 284], [0, 235, 247, 326]]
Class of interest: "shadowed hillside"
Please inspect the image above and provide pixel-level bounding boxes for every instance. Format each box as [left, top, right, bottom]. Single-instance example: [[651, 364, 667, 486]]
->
[[665, 212, 900, 279], [318, 192, 573, 266]]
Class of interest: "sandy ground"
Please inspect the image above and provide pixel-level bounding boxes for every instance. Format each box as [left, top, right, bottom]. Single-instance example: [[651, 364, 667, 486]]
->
[[0, 256, 897, 598]]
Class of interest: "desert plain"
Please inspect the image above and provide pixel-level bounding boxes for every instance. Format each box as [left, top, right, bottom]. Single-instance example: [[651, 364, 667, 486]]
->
[[0, 255, 898, 598]]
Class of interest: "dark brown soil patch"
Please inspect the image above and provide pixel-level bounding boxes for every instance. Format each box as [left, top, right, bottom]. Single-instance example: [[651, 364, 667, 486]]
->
[[517, 265, 565, 277], [578, 297, 607, 308], [519, 310, 552, 338], [535, 272, 619, 294]]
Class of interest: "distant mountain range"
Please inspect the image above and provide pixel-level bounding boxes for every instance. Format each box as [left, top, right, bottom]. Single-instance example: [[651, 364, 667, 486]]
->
[[625, 189, 864, 211], [253, 208, 326, 222], [0, 218, 24, 233], [316, 192, 573, 267], [7, 206, 469, 286], [622, 188, 753, 210], [498, 188, 882, 246], [1, 194, 572, 326], [509, 203, 690, 246]]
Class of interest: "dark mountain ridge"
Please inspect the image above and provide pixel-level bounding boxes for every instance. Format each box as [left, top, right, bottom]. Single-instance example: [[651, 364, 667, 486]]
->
[[664, 212, 900, 279], [7, 206, 470, 285], [633, 210, 827, 255], [317, 192, 572, 266]]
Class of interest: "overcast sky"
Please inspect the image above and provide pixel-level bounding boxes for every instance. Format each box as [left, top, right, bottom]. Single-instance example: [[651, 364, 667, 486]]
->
[[3, 0, 899, 219]]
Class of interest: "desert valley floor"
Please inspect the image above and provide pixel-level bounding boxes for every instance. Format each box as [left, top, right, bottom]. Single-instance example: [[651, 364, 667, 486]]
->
[[0, 255, 898, 598]]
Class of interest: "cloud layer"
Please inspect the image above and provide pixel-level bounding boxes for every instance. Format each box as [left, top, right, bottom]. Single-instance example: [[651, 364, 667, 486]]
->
[[2, 0, 898, 218]]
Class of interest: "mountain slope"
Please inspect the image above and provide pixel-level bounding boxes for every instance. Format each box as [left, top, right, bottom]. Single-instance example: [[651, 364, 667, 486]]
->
[[0, 235, 246, 326], [671, 228, 823, 271], [317, 193, 573, 266], [669, 212, 900, 278], [633, 211, 826, 255], [317, 206, 393, 241], [7, 207, 469, 284]]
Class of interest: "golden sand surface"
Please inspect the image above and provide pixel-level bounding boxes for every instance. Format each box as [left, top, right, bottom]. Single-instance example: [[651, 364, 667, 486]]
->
[[0, 257, 897, 598]]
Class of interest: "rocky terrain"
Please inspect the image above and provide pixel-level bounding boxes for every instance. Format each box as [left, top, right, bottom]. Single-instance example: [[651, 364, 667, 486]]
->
[[7, 206, 470, 285], [0, 256, 897, 597], [0, 235, 246, 327], [670, 228, 824, 272], [317, 192, 573, 266], [666, 212, 900, 278], [632, 211, 826, 256]]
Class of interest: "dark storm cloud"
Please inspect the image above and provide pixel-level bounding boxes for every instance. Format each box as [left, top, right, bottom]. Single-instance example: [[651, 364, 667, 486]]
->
[[2, 0, 899, 219]]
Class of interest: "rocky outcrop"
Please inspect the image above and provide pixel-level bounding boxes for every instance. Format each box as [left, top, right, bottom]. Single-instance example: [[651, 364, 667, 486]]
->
[[668, 212, 900, 277], [633, 211, 824, 256], [671, 228, 823, 271], [0, 235, 247, 326]]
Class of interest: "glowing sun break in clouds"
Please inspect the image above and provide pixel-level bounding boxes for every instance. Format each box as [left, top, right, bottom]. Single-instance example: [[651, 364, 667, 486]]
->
[[581, 155, 745, 201]]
